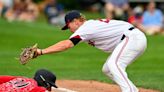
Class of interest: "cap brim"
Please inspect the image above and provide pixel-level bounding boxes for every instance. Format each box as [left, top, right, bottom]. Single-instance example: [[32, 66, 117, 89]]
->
[[61, 24, 68, 30]]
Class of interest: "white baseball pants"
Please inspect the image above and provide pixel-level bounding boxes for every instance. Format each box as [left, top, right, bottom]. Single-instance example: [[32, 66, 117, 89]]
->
[[102, 28, 147, 92]]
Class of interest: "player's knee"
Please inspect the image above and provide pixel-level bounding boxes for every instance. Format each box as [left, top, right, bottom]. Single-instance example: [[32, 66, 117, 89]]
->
[[102, 63, 113, 72], [102, 62, 115, 73], [102, 63, 114, 79], [106, 62, 117, 73], [102, 63, 109, 74]]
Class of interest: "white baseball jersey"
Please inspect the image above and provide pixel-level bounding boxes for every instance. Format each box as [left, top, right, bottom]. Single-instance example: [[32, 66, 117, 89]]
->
[[70, 19, 133, 53]]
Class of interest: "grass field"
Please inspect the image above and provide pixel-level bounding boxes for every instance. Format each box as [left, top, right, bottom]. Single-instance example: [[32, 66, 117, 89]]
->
[[0, 13, 164, 91]]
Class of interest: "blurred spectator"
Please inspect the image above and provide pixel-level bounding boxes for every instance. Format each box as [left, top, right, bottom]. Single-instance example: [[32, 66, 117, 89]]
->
[[103, 0, 129, 20], [18, 0, 39, 22], [128, 6, 143, 30], [5, 0, 26, 22], [0, 0, 13, 17], [76, 0, 103, 12], [5, 0, 39, 22], [44, 0, 65, 26], [0, 1, 3, 16], [0, 0, 13, 7], [142, 0, 164, 35]]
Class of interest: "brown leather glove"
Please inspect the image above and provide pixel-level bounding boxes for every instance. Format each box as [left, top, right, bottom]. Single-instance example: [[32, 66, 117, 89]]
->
[[19, 44, 41, 65]]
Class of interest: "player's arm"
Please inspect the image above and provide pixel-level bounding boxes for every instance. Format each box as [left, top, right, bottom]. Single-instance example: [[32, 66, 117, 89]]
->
[[38, 37, 81, 55], [40, 40, 74, 55]]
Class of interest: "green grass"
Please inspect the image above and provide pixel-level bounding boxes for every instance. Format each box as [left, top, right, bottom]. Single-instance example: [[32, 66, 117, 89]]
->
[[0, 13, 164, 91]]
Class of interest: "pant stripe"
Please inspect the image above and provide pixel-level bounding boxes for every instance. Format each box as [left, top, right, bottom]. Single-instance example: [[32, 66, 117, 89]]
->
[[115, 37, 133, 92]]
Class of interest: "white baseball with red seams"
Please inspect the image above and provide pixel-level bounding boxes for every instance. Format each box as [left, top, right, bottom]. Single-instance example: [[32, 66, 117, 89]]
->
[[70, 19, 147, 92]]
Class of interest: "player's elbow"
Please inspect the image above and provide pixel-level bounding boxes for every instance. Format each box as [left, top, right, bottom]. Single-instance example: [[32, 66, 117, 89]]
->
[[61, 40, 74, 49]]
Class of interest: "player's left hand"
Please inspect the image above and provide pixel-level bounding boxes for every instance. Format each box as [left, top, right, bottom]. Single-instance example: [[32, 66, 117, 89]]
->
[[19, 44, 41, 65]]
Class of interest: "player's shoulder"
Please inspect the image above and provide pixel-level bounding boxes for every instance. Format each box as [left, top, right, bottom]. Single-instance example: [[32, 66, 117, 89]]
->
[[82, 20, 94, 26], [70, 20, 94, 38], [87, 19, 127, 24], [76, 20, 95, 31], [81, 20, 98, 29], [0, 76, 17, 84]]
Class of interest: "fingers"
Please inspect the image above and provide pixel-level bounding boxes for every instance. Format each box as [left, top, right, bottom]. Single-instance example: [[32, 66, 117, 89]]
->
[[32, 49, 41, 58]]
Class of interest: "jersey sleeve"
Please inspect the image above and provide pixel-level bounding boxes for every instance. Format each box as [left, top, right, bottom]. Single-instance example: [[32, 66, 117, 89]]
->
[[0, 76, 16, 84], [70, 32, 90, 42], [70, 20, 95, 42], [69, 35, 82, 45], [69, 27, 92, 42]]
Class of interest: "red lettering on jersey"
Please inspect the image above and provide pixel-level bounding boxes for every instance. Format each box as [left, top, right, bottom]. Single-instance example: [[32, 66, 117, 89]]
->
[[99, 19, 110, 23], [88, 40, 95, 46]]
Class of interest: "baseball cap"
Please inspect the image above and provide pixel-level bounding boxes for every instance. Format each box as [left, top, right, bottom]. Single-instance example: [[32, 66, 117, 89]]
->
[[61, 10, 81, 30], [33, 69, 58, 88]]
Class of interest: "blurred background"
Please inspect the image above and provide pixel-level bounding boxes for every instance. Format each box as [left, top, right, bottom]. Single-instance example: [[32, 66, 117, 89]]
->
[[0, 0, 164, 91], [1, 0, 164, 35]]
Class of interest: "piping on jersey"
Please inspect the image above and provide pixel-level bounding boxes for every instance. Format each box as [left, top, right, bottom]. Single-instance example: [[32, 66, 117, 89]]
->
[[115, 37, 133, 92]]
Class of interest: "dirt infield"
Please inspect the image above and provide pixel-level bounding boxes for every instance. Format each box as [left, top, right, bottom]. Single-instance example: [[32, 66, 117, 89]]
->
[[56, 80, 159, 92]]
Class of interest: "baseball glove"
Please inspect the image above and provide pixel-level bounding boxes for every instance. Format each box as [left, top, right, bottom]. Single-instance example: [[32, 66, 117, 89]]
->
[[19, 44, 39, 65]]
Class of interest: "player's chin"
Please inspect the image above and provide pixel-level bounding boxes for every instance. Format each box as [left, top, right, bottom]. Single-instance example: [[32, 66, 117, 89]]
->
[[70, 29, 76, 33]]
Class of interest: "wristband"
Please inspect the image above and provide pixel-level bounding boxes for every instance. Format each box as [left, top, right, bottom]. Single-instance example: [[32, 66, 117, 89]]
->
[[40, 49, 43, 55]]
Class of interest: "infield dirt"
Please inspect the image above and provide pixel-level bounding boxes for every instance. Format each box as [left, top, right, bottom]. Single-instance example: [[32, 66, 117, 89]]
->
[[56, 80, 159, 92]]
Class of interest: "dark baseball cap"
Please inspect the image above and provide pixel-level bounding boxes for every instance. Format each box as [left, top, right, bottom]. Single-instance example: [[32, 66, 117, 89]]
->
[[61, 10, 81, 30], [33, 69, 58, 88]]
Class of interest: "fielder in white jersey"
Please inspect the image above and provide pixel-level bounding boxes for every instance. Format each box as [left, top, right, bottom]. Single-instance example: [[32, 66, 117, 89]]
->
[[35, 10, 147, 92]]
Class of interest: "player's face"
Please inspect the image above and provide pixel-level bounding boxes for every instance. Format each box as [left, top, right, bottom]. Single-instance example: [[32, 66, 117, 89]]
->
[[68, 19, 81, 33]]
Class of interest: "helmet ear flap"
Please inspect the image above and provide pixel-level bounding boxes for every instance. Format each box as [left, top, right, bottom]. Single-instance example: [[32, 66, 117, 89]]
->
[[39, 75, 52, 91]]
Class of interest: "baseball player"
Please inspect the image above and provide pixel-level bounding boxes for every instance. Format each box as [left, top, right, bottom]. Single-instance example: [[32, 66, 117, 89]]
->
[[0, 69, 76, 92], [34, 10, 147, 92]]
